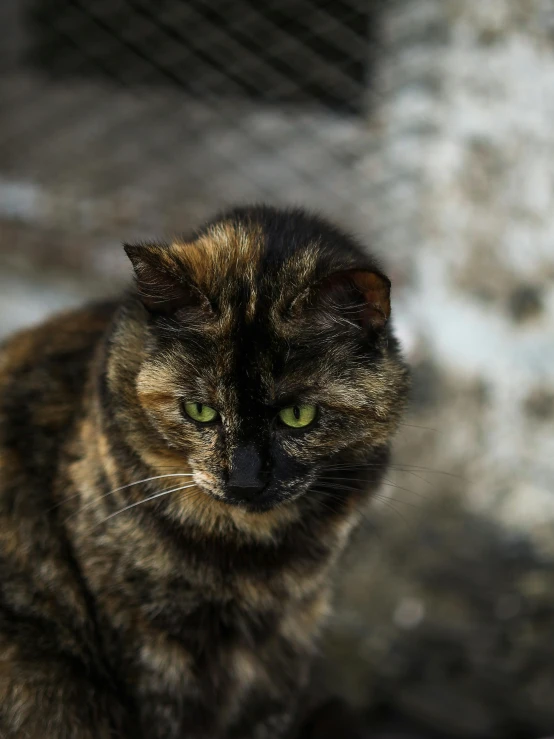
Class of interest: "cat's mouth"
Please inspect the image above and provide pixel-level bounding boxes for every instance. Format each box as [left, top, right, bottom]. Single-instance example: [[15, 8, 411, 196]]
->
[[206, 483, 286, 513], [192, 471, 303, 513], [191, 468, 316, 513]]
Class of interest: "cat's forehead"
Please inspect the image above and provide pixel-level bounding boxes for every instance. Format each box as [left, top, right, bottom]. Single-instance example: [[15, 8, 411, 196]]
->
[[168, 315, 361, 412], [169, 217, 322, 316], [179, 219, 266, 285]]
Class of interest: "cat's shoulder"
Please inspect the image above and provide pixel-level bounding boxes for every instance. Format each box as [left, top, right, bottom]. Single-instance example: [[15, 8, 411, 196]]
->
[[0, 302, 118, 512], [0, 301, 117, 382], [0, 301, 119, 427]]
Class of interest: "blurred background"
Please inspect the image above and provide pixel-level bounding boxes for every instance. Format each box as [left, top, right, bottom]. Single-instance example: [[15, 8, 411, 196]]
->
[[1, 1, 554, 737]]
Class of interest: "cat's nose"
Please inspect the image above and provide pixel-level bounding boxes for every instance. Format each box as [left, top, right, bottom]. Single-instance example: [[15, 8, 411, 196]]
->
[[227, 443, 267, 501]]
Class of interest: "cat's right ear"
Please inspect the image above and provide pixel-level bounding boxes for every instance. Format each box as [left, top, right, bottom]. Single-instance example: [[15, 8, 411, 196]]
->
[[124, 244, 211, 316]]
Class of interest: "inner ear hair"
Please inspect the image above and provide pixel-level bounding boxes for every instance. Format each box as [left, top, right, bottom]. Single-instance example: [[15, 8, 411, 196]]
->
[[124, 244, 211, 316], [295, 268, 391, 333], [342, 269, 391, 331]]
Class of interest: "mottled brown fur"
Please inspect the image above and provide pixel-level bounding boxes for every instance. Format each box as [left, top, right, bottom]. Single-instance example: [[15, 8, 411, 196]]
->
[[0, 206, 408, 738]]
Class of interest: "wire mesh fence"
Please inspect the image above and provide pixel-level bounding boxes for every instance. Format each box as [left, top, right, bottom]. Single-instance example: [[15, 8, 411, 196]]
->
[[0, 0, 386, 260]]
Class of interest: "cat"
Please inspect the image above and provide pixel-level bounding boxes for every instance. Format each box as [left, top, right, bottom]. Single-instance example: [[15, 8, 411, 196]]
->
[[0, 205, 409, 739]]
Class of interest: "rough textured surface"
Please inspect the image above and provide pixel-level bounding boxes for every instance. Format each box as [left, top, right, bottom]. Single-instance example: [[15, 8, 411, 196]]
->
[[1, 0, 554, 737]]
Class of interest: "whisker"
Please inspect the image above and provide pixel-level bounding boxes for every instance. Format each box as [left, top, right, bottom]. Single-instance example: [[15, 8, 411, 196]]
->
[[373, 492, 422, 511], [310, 489, 374, 528], [317, 472, 431, 491], [381, 478, 429, 501], [392, 469, 433, 486], [373, 496, 415, 530], [101, 473, 195, 495], [92, 482, 198, 530], [313, 481, 422, 508], [311, 487, 416, 533], [314, 476, 429, 502], [398, 422, 438, 432], [320, 468, 435, 487], [59, 472, 195, 521], [322, 462, 466, 481], [312, 494, 357, 521]]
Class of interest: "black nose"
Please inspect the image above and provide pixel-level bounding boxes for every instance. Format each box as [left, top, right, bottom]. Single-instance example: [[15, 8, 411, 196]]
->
[[227, 443, 267, 502], [227, 481, 267, 502]]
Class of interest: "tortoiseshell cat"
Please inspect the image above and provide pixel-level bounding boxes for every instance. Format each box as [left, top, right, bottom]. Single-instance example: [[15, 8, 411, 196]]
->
[[0, 206, 408, 738]]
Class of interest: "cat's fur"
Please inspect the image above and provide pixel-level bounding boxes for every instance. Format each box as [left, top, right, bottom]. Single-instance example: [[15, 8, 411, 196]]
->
[[0, 206, 408, 738]]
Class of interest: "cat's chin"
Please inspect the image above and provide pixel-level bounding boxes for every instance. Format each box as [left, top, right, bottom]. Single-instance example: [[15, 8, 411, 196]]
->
[[221, 494, 286, 514], [216, 487, 305, 514]]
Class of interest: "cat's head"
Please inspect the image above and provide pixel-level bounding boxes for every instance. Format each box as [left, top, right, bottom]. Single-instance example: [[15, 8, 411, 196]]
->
[[114, 207, 408, 516]]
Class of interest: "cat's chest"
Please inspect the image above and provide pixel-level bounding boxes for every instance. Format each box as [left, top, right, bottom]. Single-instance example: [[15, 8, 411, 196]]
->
[[133, 611, 271, 700], [112, 583, 326, 732], [81, 514, 334, 732], [117, 595, 300, 738]]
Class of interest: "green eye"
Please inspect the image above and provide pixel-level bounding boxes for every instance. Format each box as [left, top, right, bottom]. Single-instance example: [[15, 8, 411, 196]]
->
[[278, 404, 317, 429], [183, 402, 219, 424]]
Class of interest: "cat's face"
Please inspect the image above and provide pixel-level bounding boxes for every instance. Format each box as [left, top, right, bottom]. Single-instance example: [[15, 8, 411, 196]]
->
[[122, 208, 408, 513]]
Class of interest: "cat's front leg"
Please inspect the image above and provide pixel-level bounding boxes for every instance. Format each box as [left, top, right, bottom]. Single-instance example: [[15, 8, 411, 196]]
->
[[297, 697, 369, 739], [0, 656, 134, 739], [229, 709, 295, 739], [224, 694, 299, 739], [253, 709, 298, 739]]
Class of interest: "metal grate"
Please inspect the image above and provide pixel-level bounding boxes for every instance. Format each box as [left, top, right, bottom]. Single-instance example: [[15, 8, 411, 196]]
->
[[28, 0, 371, 111], [0, 0, 385, 263]]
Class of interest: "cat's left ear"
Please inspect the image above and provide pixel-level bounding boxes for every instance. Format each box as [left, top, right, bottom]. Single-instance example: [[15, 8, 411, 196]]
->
[[294, 269, 391, 332], [124, 243, 211, 316]]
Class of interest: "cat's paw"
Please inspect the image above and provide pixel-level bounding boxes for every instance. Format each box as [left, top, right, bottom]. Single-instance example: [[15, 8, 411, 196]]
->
[[300, 697, 370, 739]]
